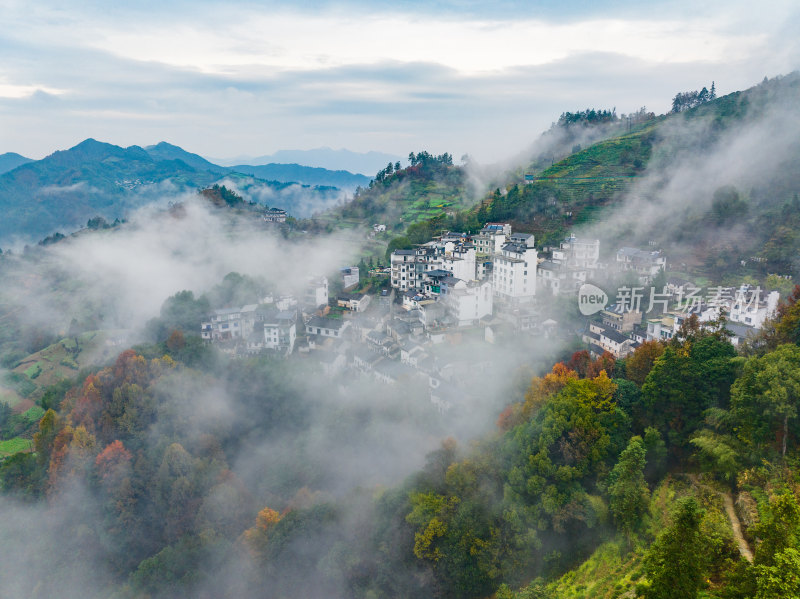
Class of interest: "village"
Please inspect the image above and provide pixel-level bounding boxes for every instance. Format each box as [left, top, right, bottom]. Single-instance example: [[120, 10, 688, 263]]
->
[[200, 219, 782, 413]]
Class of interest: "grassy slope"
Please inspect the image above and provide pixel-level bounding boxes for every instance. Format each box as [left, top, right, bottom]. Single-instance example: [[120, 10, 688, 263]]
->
[[0, 437, 33, 458], [542, 475, 741, 599], [330, 163, 470, 229], [1, 331, 122, 406], [470, 119, 658, 247]]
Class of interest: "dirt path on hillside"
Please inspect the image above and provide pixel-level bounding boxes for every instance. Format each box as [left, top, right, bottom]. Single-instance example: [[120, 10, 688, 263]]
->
[[688, 474, 753, 562]]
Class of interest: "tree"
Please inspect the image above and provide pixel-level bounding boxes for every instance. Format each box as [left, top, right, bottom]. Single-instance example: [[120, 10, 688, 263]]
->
[[753, 548, 800, 598], [642, 497, 706, 598], [607, 436, 649, 536], [773, 286, 800, 346], [588, 351, 616, 378], [642, 336, 736, 458], [385, 236, 414, 262], [243, 506, 283, 558], [731, 344, 800, 457], [626, 341, 664, 386], [166, 329, 185, 352], [566, 350, 591, 377], [642, 426, 667, 482], [522, 362, 578, 418], [754, 492, 800, 567], [95, 440, 132, 483], [765, 274, 795, 297]]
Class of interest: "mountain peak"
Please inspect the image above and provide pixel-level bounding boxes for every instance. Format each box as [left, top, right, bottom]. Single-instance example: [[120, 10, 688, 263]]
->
[[71, 138, 108, 150], [0, 152, 34, 175]]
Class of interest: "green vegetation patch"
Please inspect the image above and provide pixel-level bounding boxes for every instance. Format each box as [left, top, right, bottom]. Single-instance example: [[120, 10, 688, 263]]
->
[[24, 362, 42, 379], [21, 405, 45, 425], [0, 436, 32, 458]]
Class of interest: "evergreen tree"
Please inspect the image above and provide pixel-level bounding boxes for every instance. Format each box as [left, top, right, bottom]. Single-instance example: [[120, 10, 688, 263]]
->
[[607, 436, 649, 536], [643, 497, 706, 599]]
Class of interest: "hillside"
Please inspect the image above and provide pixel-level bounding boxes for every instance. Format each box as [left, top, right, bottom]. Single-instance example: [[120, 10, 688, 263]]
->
[[229, 162, 369, 191], [328, 151, 471, 229], [4, 286, 800, 598], [472, 118, 660, 245], [353, 73, 800, 282]]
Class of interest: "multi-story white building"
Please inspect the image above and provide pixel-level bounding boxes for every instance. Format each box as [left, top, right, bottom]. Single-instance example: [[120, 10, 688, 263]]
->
[[472, 224, 509, 257], [263, 310, 297, 355], [555, 235, 600, 269], [537, 234, 601, 296], [304, 276, 329, 308], [443, 279, 493, 326], [729, 287, 780, 329], [390, 246, 446, 291], [441, 244, 476, 282], [492, 234, 537, 303], [584, 322, 635, 358], [264, 208, 287, 223], [341, 266, 360, 289], [201, 305, 259, 341], [247, 309, 297, 356], [616, 247, 666, 284]]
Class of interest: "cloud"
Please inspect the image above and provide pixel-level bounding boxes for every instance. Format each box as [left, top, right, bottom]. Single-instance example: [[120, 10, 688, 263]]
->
[[0, 1, 797, 161], [39, 181, 98, 195], [0, 186, 573, 597]]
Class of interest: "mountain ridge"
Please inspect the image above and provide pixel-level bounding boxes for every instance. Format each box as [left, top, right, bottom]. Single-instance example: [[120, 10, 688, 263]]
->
[[0, 139, 346, 246]]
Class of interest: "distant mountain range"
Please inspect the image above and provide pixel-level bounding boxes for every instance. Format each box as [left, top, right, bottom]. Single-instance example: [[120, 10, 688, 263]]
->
[[0, 139, 350, 245], [210, 147, 402, 176], [0, 152, 33, 175]]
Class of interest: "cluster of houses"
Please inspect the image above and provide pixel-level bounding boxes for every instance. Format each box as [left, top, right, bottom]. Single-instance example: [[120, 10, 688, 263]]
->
[[197, 219, 781, 410], [582, 282, 780, 359], [198, 271, 522, 412]]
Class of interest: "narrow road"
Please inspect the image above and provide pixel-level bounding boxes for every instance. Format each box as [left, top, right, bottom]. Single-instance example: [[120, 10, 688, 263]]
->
[[688, 474, 753, 562]]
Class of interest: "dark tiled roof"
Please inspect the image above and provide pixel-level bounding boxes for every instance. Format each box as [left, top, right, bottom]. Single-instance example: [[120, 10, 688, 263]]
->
[[599, 326, 629, 344], [307, 316, 346, 330]]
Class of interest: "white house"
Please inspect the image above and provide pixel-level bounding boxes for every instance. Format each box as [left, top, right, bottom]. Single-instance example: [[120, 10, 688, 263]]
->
[[337, 292, 372, 312], [305, 316, 351, 338], [443, 280, 493, 326], [262, 309, 297, 355], [472, 224, 509, 257], [616, 247, 666, 284], [305, 276, 329, 308], [584, 322, 635, 358], [341, 266, 360, 289], [729, 287, 779, 329], [201, 305, 258, 341], [492, 234, 537, 304], [441, 244, 476, 282], [556, 235, 600, 269]]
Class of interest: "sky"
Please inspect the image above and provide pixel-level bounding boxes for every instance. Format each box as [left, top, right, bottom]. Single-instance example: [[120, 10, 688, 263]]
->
[[1, 0, 799, 164]]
